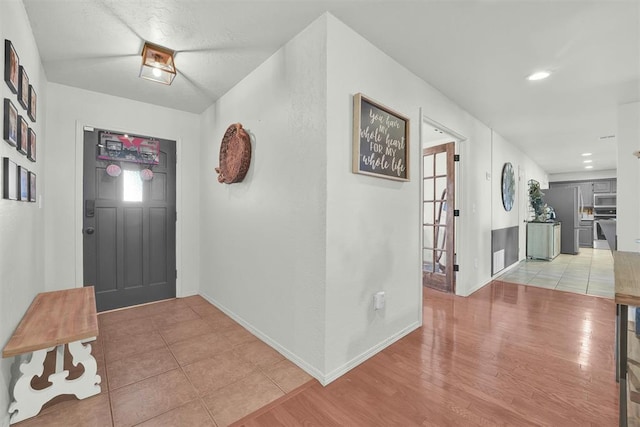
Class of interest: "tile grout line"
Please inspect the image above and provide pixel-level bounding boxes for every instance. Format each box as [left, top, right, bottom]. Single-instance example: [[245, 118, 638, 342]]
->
[[103, 300, 214, 426], [161, 307, 221, 427]]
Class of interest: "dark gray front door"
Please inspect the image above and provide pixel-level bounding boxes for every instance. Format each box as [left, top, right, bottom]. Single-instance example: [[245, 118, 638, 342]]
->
[[83, 128, 176, 312]]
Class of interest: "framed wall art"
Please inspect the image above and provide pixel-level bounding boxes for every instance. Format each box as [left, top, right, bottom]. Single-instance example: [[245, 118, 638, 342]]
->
[[27, 128, 36, 162], [17, 115, 28, 154], [28, 85, 36, 122], [3, 157, 17, 200], [4, 39, 19, 94], [18, 66, 29, 110], [18, 165, 28, 201], [352, 93, 410, 182], [28, 171, 36, 202], [3, 98, 18, 147]]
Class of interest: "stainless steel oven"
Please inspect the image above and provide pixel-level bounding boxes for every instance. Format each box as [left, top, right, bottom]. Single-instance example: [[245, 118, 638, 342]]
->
[[593, 206, 616, 249]]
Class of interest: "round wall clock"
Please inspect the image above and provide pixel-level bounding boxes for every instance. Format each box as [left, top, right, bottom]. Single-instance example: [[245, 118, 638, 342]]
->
[[501, 162, 515, 211]]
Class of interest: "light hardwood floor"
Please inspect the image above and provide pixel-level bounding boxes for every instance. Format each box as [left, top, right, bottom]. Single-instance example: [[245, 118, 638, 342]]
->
[[238, 281, 618, 426]]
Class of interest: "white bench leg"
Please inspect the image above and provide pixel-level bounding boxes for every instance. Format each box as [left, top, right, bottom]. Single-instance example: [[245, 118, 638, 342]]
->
[[8, 339, 101, 424]]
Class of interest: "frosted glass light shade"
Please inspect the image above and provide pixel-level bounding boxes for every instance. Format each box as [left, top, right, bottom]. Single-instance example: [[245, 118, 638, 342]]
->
[[139, 42, 176, 85]]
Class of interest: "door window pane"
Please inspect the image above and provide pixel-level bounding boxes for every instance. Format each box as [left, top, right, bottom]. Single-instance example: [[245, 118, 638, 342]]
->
[[423, 154, 434, 177], [423, 225, 434, 249], [423, 249, 435, 272], [424, 178, 434, 201], [435, 177, 447, 201], [423, 202, 434, 225], [123, 170, 143, 202], [435, 152, 447, 175]]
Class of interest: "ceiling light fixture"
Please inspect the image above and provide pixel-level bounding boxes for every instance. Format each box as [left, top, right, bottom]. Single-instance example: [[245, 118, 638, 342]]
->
[[581, 152, 592, 156], [583, 159, 593, 163], [527, 71, 551, 81], [139, 42, 176, 85], [585, 165, 593, 169]]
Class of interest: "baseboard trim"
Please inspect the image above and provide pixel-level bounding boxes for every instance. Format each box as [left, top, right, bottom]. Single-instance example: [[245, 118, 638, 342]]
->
[[199, 292, 422, 386], [321, 320, 421, 385], [198, 292, 325, 382], [461, 277, 493, 297]]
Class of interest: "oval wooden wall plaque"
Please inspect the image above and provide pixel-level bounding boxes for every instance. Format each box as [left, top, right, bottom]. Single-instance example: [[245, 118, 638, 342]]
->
[[215, 123, 251, 184]]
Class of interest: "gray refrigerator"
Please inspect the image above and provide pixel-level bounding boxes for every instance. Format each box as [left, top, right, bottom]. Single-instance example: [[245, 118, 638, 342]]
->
[[543, 186, 580, 254]]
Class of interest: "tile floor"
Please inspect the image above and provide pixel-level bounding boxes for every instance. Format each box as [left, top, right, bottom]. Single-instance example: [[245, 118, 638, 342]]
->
[[14, 296, 314, 427], [498, 247, 614, 298]]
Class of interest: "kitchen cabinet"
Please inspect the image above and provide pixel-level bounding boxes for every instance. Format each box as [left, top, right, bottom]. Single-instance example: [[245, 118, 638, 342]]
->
[[549, 179, 615, 207], [579, 182, 593, 207], [593, 180, 612, 193], [527, 222, 561, 260], [579, 220, 593, 247]]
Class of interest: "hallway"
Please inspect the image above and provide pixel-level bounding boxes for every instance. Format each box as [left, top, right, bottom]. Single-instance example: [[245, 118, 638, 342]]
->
[[241, 282, 617, 425], [498, 247, 614, 298]]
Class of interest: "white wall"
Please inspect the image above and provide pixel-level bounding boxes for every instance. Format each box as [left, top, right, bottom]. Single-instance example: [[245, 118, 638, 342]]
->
[[616, 102, 640, 251], [44, 83, 201, 297], [549, 169, 617, 182], [0, 2, 47, 425], [198, 16, 328, 378], [322, 15, 550, 380], [491, 131, 548, 268]]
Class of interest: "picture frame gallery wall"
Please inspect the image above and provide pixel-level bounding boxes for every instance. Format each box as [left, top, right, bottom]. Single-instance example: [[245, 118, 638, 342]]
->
[[3, 39, 37, 203]]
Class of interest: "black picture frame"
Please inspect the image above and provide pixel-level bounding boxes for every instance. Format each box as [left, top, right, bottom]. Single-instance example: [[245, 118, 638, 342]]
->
[[352, 93, 410, 182], [18, 66, 29, 110], [18, 165, 28, 201], [17, 115, 28, 154], [3, 98, 18, 147], [3, 157, 17, 200], [28, 84, 36, 122], [28, 171, 36, 202], [27, 128, 36, 162], [4, 40, 19, 94]]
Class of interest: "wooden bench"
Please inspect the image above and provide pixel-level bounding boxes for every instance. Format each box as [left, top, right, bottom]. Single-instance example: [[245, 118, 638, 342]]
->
[[2, 286, 101, 424]]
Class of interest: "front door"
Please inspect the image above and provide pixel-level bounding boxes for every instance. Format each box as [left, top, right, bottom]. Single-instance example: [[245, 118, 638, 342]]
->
[[83, 128, 176, 312], [422, 142, 455, 293]]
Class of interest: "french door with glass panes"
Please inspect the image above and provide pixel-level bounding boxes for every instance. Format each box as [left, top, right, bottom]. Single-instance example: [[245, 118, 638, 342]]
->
[[422, 142, 455, 293]]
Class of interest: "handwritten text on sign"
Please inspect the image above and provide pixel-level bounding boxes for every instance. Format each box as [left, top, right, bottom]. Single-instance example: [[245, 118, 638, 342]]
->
[[354, 94, 409, 181]]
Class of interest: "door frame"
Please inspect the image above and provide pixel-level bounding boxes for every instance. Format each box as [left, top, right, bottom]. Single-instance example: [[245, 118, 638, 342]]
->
[[72, 120, 185, 298], [419, 111, 467, 306]]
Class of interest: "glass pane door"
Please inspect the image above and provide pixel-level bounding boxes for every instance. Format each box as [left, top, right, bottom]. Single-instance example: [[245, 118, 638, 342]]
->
[[422, 142, 455, 292]]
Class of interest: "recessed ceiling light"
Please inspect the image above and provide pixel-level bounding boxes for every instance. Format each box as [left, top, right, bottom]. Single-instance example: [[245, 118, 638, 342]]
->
[[585, 165, 593, 169], [582, 152, 592, 156], [583, 159, 593, 163], [527, 71, 551, 81]]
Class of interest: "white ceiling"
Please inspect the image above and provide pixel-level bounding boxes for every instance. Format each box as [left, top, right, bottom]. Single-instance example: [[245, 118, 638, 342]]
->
[[22, 1, 639, 175]]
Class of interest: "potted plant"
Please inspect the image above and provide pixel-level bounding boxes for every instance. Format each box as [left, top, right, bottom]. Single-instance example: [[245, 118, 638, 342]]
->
[[528, 179, 552, 222]]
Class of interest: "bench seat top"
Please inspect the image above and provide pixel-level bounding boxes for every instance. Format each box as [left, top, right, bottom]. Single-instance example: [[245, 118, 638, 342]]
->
[[2, 287, 98, 358]]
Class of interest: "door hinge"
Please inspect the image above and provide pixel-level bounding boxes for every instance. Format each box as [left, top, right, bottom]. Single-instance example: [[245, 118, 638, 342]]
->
[[453, 264, 459, 272], [453, 209, 460, 217], [175, 270, 178, 279], [175, 211, 177, 222], [454, 154, 460, 162]]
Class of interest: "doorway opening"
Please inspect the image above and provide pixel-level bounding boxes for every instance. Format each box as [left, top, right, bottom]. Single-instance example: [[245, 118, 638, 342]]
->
[[422, 141, 456, 292], [82, 127, 177, 312], [420, 114, 465, 294]]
